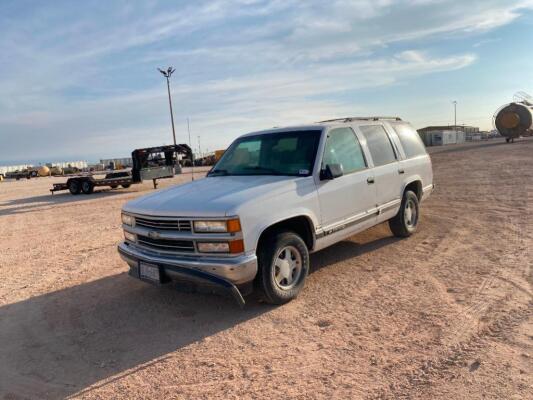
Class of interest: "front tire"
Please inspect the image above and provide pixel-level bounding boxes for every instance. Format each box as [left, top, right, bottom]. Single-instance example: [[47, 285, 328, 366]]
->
[[389, 190, 419, 237], [257, 231, 309, 305], [68, 180, 81, 195]]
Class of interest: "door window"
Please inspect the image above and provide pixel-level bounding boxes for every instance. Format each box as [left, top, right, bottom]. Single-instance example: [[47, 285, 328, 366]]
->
[[322, 127, 367, 174], [360, 125, 397, 167]]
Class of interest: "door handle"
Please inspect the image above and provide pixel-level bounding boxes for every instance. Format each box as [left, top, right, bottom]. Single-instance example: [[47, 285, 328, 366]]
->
[[398, 169, 405, 174], [367, 177, 375, 184]]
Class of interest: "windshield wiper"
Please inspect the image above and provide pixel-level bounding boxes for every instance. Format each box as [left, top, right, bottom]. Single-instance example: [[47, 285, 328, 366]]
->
[[208, 169, 229, 176]]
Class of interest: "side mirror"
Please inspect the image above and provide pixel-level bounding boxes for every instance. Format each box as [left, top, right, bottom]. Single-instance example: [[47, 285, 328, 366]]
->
[[320, 164, 343, 180]]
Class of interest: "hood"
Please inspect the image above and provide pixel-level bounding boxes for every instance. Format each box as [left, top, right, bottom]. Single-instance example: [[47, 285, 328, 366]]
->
[[123, 175, 306, 217]]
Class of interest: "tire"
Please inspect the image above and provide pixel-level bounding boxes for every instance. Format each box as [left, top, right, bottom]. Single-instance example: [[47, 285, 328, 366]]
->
[[121, 184, 131, 189], [81, 180, 94, 194], [110, 185, 118, 189], [389, 190, 419, 237], [257, 231, 309, 305], [68, 180, 81, 195]]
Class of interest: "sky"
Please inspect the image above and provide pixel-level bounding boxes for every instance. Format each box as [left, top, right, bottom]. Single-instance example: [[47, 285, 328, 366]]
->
[[0, 0, 533, 164]]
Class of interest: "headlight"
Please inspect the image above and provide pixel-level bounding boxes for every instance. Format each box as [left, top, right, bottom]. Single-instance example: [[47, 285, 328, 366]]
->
[[197, 242, 230, 253], [124, 231, 136, 242], [193, 219, 241, 233], [122, 213, 134, 226]]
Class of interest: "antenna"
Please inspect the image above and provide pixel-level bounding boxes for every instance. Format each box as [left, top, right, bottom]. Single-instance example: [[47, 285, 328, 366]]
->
[[187, 117, 194, 181]]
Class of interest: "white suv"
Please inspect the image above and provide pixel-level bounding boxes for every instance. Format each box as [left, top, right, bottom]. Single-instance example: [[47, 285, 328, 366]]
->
[[119, 117, 433, 306]]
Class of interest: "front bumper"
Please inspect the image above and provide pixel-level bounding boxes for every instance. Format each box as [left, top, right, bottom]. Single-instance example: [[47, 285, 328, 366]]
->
[[118, 241, 258, 306]]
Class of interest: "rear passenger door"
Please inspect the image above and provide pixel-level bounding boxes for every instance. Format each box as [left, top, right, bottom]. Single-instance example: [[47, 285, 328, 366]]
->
[[316, 127, 377, 231], [358, 124, 402, 222]]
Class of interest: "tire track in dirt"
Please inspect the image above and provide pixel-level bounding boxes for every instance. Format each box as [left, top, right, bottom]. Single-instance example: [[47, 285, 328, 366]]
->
[[369, 302, 533, 399], [368, 141, 533, 399]]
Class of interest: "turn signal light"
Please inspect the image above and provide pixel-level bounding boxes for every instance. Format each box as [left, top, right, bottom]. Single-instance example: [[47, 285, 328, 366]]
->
[[229, 239, 244, 254], [227, 218, 242, 233]]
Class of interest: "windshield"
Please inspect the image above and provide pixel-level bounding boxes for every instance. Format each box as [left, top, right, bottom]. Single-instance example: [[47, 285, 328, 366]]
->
[[208, 130, 322, 177]]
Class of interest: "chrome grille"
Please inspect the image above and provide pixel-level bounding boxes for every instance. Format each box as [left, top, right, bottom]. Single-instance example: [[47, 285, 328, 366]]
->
[[135, 216, 192, 232], [137, 235, 195, 253]]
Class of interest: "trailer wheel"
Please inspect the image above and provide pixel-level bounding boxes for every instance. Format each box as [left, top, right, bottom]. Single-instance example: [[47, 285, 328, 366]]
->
[[68, 180, 81, 195], [121, 184, 131, 189], [81, 180, 94, 194]]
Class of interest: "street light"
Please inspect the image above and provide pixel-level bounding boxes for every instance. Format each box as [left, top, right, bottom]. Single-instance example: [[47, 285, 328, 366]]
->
[[197, 136, 202, 159], [158, 67, 177, 146]]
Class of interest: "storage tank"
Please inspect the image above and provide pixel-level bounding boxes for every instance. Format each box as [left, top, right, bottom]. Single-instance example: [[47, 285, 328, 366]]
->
[[494, 92, 533, 142], [38, 166, 50, 177]]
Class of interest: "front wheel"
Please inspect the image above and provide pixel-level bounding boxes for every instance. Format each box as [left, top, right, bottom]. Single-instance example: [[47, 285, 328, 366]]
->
[[68, 180, 81, 195], [389, 190, 419, 237], [257, 231, 309, 305]]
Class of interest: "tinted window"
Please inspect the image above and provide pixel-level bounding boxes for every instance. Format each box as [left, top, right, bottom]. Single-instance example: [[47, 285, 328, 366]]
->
[[360, 125, 397, 167], [322, 127, 366, 174], [391, 124, 427, 158], [210, 130, 321, 176]]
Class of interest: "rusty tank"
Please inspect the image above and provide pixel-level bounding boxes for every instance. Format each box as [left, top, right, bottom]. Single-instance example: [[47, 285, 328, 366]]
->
[[494, 91, 533, 143]]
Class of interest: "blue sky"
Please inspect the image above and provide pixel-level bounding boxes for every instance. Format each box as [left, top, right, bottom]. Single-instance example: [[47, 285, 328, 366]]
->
[[1, 0, 532, 163]]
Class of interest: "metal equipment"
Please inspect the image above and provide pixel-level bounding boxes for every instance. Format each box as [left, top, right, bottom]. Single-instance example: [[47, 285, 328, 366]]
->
[[493, 91, 533, 143]]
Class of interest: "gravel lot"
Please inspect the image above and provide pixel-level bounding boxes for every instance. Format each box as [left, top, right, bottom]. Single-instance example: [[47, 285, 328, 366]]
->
[[1, 139, 532, 399]]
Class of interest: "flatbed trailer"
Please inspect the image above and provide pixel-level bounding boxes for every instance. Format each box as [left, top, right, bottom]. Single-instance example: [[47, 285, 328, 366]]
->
[[50, 144, 193, 195], [51, 171, 133, 195]]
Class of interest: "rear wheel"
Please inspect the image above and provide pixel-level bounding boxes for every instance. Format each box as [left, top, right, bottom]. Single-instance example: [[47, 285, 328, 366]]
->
[[110, 184, 118, 189], [81, 180, 94, 194], [121, 184, 131, 189], [257, 231, 309, 304], [389, 190, 419, 237], [68, 180, 81, 195]]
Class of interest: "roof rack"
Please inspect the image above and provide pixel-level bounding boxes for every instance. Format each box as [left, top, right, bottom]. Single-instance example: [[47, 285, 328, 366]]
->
[[318, 116, 402, 123]]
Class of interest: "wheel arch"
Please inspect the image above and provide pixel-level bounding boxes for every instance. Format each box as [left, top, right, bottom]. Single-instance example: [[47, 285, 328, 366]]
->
[[403, 178, 423, 200], [255, 215, 316, 254]]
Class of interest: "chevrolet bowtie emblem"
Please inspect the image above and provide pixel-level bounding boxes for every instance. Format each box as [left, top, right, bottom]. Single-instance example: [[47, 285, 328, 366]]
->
[[147, 231, 160, 239]]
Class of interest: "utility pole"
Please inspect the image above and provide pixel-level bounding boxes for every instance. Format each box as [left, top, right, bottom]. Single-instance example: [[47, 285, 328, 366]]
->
[[197, 136, 202, 160], [158, 67, 177, 146], [187, 117, 194, 181], [452, 100, 457, 130]]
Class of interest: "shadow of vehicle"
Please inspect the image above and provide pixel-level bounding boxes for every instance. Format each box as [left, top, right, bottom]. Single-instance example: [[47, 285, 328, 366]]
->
[[0, 231, 399, 398], [0, 273, 272, 399], [310, 234, 401, 274], [0, 190, 128, 217]]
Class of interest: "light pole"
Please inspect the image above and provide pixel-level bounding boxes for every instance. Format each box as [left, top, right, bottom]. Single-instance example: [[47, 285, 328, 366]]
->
[[452, 100, 457, 130], [197, 136, 202, 160], [187, 117, 194, 180], [158, 67, 177, 146]]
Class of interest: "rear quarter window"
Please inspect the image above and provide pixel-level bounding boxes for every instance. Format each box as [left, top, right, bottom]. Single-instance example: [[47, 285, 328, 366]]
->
[[392, 124, 427, 158]]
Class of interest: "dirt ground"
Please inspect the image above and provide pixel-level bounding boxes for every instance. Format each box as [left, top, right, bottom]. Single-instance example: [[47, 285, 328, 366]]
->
[[0, 139, 532, 400]]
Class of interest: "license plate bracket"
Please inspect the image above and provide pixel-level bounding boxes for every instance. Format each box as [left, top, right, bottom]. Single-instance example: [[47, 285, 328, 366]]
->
[[139, 262, 161, 283]]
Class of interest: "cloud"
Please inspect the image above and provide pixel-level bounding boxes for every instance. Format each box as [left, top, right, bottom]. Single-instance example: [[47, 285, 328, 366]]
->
[[0, 0, 530, 161]]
